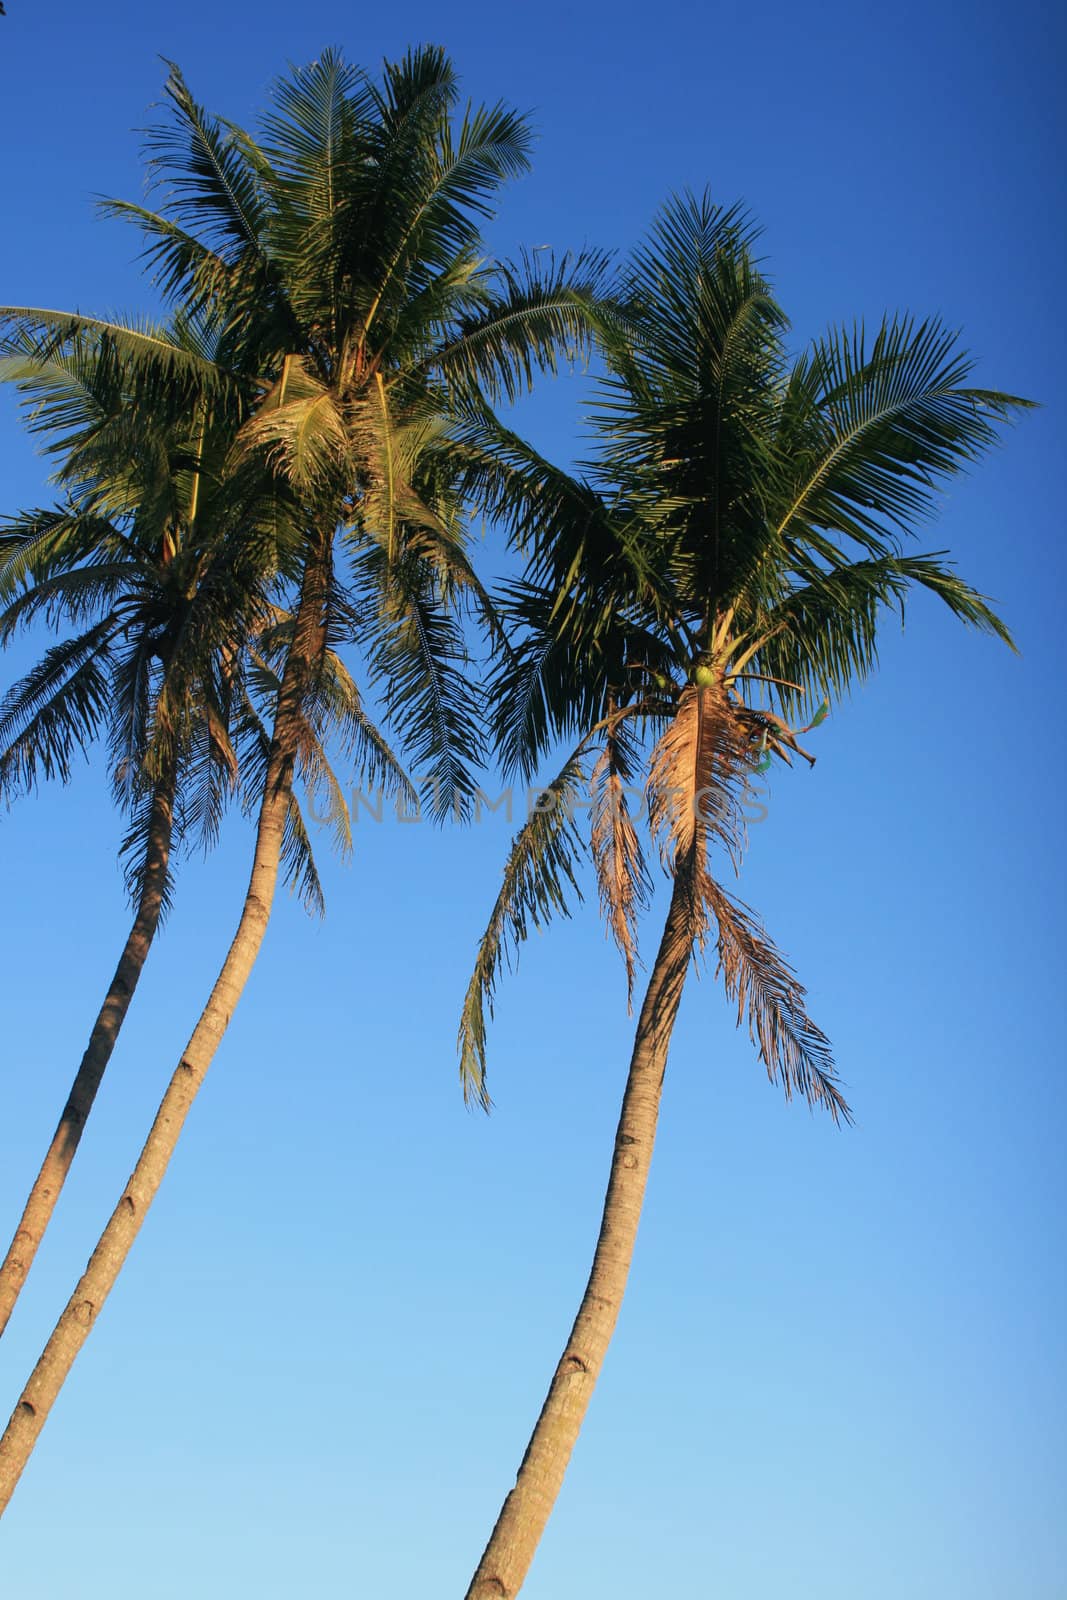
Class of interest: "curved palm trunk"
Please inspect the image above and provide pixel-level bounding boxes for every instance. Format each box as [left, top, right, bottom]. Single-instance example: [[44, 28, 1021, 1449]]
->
[[466, 868, 695, 1599], [0, 542, 329, 1516], [0, 772, 175, 1339]]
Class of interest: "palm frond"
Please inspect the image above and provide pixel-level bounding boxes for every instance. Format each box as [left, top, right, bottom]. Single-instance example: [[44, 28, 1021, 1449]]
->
[[171, 701, 238, 855], [0, 507, 123, 596], [776, 317, 1034, 553], [700, 875, 850, 1122], [261, 46, 372, 201], [458, 744, 590, 1107], [424, 248, 614, 405], [119, 778, 177, 918], [107, 629, 159, 800], [306, 648, 416, 806], [0, 309, 228, 403], [356, 544, 483, 820], [240, 356, 349, 495], [96, 199, 235, 322], [280, 788, 327, 918], [590, 719, 650, 1007], [0, 622, 115, 794], [647, 681, 751, 876], [145, 62, 267, 257], [358, 95, 534, 339], [739, 552, 1014, 716]]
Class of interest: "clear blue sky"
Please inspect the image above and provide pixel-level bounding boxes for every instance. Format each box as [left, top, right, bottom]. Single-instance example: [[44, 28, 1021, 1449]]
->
[[0, 2, 1063, 1596]]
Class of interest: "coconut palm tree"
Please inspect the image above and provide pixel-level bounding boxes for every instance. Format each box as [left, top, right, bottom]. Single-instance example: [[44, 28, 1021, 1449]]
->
[[458, 194, 1031, 1597], [0, 47, 610, 1512], [0, 319, 317, 1338]]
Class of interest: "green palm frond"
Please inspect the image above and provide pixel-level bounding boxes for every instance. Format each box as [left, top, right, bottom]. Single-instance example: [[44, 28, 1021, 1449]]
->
[[487, 584, 616, 783], [0, 508, 123, 596], [281, 789, 327, 918], [360, 557, 483, 820], [146, 62, 268, 258], [604, 193, 777, 402], [170, 701, 239, 855], [261, 46, 373, 202], [118, 778, 177, 916], [0, 563, 134, 642], [307, 648, 416, 806], [458, 743, 590, 1107], [776, 317, 1034, 554], [353, 98, 533, 348], [738, 552, 1014, 716], [97, 200, 235, 323], [0, 621, 115, 793], [240, 356, 349, 495], [107, 629, 160, 798], [426, 249, 614, 405], [0, 310, 229, 406]]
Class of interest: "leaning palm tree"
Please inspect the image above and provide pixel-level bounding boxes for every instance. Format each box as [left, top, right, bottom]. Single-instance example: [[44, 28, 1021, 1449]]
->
[[0, 319, 311, 1338], [458, 194, 1031, 1596], [0, 48, 610, 1511]]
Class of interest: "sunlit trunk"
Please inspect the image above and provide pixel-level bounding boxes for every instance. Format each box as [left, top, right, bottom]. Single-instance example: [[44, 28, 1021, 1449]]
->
[[466, 867, 694, 1598], [0, 537, 329, 1515], [0, 772, 175, 1339]]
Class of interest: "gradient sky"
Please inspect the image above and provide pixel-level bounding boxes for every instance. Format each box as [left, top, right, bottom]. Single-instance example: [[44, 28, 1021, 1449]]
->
[[0, 2, 1063, 1596]]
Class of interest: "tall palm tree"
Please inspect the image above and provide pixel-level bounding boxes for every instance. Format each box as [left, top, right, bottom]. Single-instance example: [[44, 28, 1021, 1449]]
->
[[0, 320, 311, 1338], [458, 195, 1031, 1596], [0, 48, 610, 1512]]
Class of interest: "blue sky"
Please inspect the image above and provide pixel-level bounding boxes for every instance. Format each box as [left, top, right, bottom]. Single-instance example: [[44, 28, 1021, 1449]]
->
[[0, 2, 1064, 1596]]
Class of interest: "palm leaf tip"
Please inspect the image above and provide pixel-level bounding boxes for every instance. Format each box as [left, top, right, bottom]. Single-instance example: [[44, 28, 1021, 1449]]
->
[[457, 964, 494, 1113]]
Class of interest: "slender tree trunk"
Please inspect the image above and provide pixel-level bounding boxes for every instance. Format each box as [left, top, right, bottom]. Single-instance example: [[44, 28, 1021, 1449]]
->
[[0, 771, 176, 1340], [0, 540, 329, 1516], [466, 868, 695, 1599]]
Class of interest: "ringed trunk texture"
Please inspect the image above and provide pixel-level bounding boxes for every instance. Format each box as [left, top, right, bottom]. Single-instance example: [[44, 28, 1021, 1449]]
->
[[0, 543, 328, 1516], [466, 871, 695, 1599], [0, 772, 175, 1340]]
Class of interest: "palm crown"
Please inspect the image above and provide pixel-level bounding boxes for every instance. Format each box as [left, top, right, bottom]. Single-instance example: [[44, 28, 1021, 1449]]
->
[[459, 192, 1029, 1110], [0, 320, 304, 899]]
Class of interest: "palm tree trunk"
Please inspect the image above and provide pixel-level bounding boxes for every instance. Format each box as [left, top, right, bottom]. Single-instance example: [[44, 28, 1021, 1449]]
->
[[0, 540, 329, 1516], [466, 867, 695, 1599], [0, 771, 175, 1340]]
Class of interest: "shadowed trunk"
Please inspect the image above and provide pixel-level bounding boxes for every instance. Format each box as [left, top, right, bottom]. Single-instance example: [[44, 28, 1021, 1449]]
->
[[0, 538, 329, 1516], [0, 772, 175, 1339], [466, 866, 695, 1599]]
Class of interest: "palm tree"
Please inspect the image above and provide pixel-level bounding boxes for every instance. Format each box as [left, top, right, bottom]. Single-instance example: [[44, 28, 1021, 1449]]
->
[[458, 194, 1031, 1596], [0, 48, 609, 1512], [0, 320, 309, 1338]]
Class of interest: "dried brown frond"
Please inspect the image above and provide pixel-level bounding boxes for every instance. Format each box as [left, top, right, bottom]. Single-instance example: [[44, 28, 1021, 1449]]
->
[[591, 735, 651, 1009], [647, 679, 752, 880], [204, 702, 238, 785], [645, 678, 846, 1121], [702, 874, 851, 1122]]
